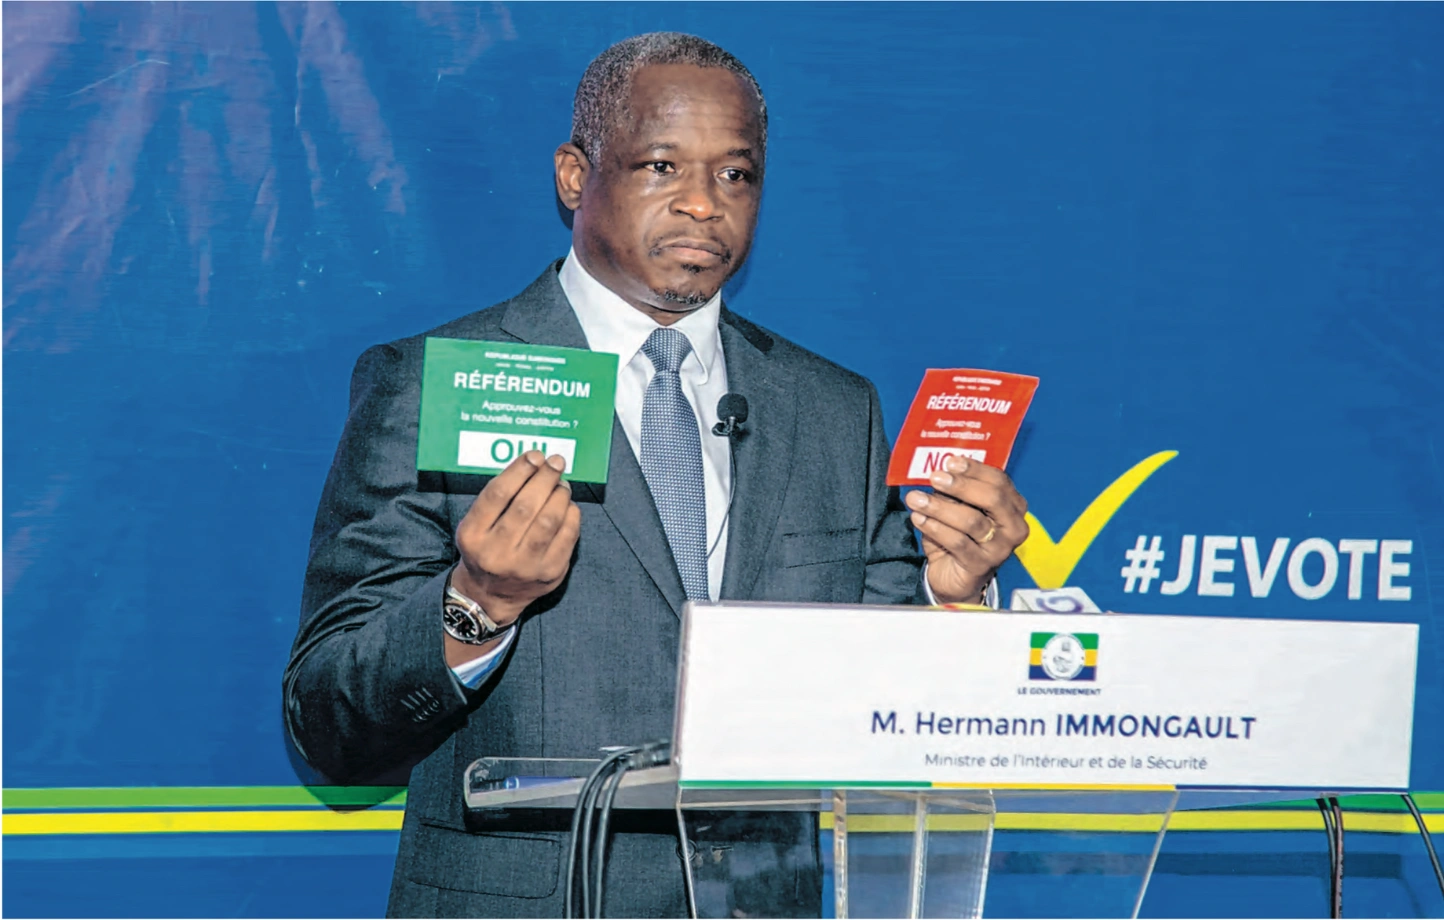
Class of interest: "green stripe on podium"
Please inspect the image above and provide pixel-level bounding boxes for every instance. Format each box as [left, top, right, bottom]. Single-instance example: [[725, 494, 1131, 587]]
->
[[3, 786, 407, 811]]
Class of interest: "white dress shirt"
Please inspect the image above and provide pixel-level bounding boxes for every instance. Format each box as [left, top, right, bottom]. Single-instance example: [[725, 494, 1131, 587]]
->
[[560, 249, 732, 600]]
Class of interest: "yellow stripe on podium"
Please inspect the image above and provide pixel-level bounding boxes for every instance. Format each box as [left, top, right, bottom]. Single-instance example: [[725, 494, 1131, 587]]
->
[[3, 810, 405, 835], [815, 810, 1444, 834], [929, 782, 1175, 791]]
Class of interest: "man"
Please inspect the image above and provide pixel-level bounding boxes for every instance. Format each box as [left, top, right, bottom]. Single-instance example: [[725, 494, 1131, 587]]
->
[[285, 32, 1029, 918]]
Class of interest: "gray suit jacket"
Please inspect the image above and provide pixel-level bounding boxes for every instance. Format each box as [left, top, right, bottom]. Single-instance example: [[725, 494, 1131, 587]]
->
[[284, 262, 926, 918]]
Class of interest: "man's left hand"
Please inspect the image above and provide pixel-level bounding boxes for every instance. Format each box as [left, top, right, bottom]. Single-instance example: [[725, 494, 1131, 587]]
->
[[905, 455, 1030, 604]]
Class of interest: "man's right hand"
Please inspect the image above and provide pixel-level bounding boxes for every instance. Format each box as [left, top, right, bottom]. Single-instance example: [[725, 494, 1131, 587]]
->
[[447, 451, 581, 664]]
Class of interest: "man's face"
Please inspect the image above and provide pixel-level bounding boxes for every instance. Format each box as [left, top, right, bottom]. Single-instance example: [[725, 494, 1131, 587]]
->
[[561, 64, 763, 320]]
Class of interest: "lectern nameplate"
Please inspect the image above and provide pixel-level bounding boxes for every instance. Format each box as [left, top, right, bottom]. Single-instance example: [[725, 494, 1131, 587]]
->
[[673, 603, 1417, 791]]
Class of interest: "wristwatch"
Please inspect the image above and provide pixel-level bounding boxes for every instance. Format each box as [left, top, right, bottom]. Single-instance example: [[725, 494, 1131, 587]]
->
[[442, 571, 513, 645]]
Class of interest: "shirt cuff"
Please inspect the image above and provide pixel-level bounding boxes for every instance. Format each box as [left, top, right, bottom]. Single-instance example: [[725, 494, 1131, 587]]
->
[[922, 562, 1001, 610], [449, 627, 519, 690]]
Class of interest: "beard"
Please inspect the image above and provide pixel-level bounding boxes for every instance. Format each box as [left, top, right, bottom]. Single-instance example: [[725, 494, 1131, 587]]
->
[[653, 261, 724, 308], [658, 287, 712, 307]]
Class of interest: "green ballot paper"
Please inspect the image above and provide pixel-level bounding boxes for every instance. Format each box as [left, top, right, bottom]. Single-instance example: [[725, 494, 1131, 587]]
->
[[417, 338, 619, 484]]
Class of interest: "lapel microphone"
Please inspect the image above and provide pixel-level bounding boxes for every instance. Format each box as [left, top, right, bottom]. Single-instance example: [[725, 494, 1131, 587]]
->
[[711, 394, 749, 439]]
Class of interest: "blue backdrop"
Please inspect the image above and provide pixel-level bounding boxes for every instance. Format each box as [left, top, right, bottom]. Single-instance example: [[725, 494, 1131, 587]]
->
[[4, 2, 1442, 917]]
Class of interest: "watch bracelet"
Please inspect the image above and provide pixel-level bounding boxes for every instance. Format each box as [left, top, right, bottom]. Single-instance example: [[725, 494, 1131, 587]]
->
[[442, 571, 510, 645]]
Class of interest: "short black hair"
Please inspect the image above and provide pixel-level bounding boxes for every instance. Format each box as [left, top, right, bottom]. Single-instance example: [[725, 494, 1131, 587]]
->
[[571, 32, 767, 170]]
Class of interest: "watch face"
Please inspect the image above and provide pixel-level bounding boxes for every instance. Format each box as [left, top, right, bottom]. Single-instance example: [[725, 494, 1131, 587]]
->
[[1041, 633, 1086, 681], [443, 603, 482, 642]]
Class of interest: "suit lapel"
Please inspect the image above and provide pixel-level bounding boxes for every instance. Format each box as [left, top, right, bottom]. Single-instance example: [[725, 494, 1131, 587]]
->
[[499, 264, 688, 616], [718, 312, 797, 600], [591, 416, 688, 614], [496, 263, 592, 351]]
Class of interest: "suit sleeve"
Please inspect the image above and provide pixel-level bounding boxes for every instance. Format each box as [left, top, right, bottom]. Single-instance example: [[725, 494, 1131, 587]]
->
[[860, 382, 931, 606], [283, 343, 472, 783]]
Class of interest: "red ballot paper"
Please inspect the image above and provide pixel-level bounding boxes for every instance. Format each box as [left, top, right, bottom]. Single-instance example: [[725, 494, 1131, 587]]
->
[[887, 369, 1039, 485]]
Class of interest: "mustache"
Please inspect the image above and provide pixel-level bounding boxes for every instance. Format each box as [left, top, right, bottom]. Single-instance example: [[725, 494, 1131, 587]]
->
[[648, 236, 733, 266]]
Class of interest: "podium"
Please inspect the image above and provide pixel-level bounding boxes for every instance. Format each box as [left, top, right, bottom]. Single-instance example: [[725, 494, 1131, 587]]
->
[[464, 603, 1418, 918]]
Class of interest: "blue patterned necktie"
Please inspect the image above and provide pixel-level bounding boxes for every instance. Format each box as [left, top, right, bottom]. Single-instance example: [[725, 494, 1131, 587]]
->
[[640, 327, 709, 601]]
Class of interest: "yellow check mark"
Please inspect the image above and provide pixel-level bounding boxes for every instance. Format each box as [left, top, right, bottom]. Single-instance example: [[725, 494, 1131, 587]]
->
[[1015, 451, 1178, 589]]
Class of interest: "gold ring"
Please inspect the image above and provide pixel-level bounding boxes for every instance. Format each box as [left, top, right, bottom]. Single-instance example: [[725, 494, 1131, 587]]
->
[[979, 523, 997, 545]]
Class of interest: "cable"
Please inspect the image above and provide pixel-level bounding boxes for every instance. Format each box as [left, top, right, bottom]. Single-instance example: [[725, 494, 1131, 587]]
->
[[1317, 798, 1337, 918], [1330, 797, 1344, 919], [582, 751, 630, 918], [564, 741, 673, 918], [705, 423, 739, 563], [565, 749, 630, 919], [591, 761, 629, 915], [567, 755, 608, 919], [1317, 799, 1335, 864], [579, 757, 621, 918], [1402, 793, 1444, 904]]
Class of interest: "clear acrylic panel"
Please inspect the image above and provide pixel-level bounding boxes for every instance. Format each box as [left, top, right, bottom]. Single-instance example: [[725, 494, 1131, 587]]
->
[[983, 789, 1179, 919], [461, 762, 1189, 919], [677, 805, 827, 919], [826, 789, 996, 920]]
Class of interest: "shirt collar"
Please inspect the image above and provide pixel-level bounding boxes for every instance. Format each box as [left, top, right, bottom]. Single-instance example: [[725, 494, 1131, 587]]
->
[[558, 248, 723, 381]]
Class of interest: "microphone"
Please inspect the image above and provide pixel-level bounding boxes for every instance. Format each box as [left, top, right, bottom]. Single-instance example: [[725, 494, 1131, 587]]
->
[[711, 394, 749, 439]]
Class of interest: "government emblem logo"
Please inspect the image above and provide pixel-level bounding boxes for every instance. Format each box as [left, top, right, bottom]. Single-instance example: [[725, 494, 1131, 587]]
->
[[1029, 631, 1098, 681]]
